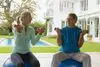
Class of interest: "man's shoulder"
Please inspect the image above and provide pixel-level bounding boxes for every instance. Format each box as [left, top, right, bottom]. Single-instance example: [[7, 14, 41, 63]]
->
[[75, 26, 81, 30], [61, 26, 68, 30], [75, 26, 82, 33]]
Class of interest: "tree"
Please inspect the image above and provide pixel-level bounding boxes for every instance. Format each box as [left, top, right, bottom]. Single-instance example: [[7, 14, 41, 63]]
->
[[0, 0, 36, 35], [30, 21, 45, 35], [0, 0, 36, 28]]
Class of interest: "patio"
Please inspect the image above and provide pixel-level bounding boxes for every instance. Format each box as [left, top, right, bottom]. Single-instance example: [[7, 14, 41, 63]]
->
[[0, 52, 100, 67]]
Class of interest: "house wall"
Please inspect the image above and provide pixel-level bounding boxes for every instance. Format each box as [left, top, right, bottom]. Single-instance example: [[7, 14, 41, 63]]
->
[[74, 0, 100, 42]]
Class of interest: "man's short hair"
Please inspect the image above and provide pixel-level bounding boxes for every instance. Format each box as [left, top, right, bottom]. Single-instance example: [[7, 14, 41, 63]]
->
[[69, 13, 77, 21]]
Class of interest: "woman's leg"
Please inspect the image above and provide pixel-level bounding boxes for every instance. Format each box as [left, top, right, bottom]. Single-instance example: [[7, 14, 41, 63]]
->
[[24, 52, 40, 67], [72, 52, 91, 67], [11, 53, 24, 67]]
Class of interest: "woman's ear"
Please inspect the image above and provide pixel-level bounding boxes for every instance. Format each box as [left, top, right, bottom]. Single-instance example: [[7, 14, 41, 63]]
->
[[21, 17, 23, 22]]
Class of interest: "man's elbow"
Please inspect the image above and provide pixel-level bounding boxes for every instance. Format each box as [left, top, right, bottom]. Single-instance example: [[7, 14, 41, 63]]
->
[[78, 42, 84, 48]]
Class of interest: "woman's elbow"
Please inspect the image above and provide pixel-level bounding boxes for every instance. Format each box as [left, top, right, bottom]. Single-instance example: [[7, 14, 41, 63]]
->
[[31, 42, 36, 45]]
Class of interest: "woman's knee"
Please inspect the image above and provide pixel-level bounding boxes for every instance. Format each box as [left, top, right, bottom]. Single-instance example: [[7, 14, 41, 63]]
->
[[17, 62, 24, 67], [31, 60, 40, 67]]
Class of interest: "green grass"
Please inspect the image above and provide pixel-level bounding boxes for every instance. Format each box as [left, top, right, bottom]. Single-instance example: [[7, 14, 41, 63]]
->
[[0, 46, 59, 53], [81, 42, 100, 52], [0, 36, 100, 53], [0, 46, 12, 53], [41, 37, 100, 52], [0, 35, 13, 38], [41, 37, 57, 45], [0, 42, 100, 53]]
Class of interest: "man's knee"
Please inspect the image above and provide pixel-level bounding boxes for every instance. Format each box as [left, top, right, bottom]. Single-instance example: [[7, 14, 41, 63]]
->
[[53, 53, 60, 59], [83, 54, 91, 61]]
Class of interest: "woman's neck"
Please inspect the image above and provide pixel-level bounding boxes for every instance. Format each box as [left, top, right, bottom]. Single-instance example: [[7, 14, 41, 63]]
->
[[23, 25, 28, 34]]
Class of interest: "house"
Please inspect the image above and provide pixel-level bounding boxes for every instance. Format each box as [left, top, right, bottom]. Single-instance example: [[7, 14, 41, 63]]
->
[[74, 0, 100, 42], [46, 0, 100, 42], [46, 0, 74, 36]]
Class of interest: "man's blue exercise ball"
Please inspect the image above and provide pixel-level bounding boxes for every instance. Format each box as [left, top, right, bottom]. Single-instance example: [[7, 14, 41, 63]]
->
[[3, 58, 32, 67], [59, 59, 82, 67]]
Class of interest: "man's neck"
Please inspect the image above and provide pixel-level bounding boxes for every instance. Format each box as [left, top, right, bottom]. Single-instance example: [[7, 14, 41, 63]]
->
[[68, 25, 75, 28]]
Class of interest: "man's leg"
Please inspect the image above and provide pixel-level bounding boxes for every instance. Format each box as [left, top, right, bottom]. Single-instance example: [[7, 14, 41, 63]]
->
[[72, 52, 91, 67], [51, 52, 72, 67]]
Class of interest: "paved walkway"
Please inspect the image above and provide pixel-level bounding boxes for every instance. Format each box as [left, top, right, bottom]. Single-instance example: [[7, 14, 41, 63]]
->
[[0, 52, 100, 67]]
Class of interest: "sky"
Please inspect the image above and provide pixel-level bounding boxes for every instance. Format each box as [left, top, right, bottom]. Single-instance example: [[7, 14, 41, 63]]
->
[[34, 0, 47, 22]]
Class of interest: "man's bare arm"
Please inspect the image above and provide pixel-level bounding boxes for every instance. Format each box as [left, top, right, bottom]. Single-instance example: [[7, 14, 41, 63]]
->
[[78, 30, 88, 48], [55, 28, 62, 46]]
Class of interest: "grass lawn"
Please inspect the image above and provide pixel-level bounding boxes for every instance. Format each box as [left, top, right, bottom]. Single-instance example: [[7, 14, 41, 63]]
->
[[0, 35, 13, 38], [81, 42, 100, 52], [41, 37, 57, 45], [41, 37, 100, 52], [0, 46, 59, 53], [0, 36, 100, 53]]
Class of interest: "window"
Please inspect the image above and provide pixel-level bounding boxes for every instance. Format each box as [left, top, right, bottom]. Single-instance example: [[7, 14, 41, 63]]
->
[[88, 17, 99, 38], [94, 18, 99, 37], [80, 0, 88, 11], [48, 18, 53, 32], [59, 1, 63, 11], [78, 19, 86, 30], [87, 19, 91, 33], [64, 1, 67, 7], [59, 0, 67, 11], [61, 20, 66, 28], [49, 22, 52, 32], [67, 2, 74, 9], [59, 0, 74, 12], [97, 0, 100, 4]]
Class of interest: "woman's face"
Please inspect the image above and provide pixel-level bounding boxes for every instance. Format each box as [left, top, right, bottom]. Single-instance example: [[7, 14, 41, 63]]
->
[[22, 15, 32, 26]]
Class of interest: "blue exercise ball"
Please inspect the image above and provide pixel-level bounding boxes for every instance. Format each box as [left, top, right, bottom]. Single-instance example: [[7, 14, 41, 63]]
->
[[3, 58, 32, 67], [59, 59, 82, 67]]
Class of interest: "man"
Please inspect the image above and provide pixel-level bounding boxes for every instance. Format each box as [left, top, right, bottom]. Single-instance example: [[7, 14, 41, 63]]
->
[[51, 13, 91, 67]]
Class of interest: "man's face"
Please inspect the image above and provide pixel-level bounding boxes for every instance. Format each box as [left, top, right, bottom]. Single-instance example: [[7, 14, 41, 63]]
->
[[67, 15, 76, 26]]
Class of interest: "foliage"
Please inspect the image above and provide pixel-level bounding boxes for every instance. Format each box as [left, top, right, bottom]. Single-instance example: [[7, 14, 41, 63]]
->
[[0, 28, 8, 35], [0, 0, 36, 30], [31, 21, 45, 28], [0, 0, 36, 35], [30, 21, 45, 35]]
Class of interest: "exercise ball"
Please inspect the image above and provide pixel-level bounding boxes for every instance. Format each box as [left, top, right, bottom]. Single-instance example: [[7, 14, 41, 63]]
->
[[3, 58, 32, 67], [59, 59, 82, 67]]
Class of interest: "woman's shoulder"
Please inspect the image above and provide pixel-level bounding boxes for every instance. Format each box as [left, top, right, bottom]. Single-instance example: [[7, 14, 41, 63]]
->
[[28, 26, 34, 29], [28, 26, 35, 31]]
